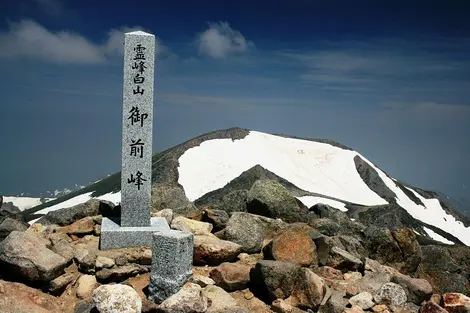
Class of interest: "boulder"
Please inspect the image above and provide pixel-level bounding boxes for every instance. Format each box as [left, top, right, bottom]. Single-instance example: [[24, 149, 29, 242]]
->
[[193, 235, 243, 266], [349, 292, 375, 310], [151, 208, 174, 225], [264, 228, 317, 267], [0, 231, 67, 282], [202, 208, 230, 231], [374, 282, 407, 308], [171, 216, 214, 236], [0, 217, 29, 241], [247, 180, 308, 223], [92, 284, 142, 313], [95, 264, 149, 283], [202, 285, 243, 313], [314, 236, 345, 266], [37, 199, 115, 226], [327, 246, 363, 272], [250, 260, 301, 302], [210, 262, 251, 291], [0, 279, 63, 312], [443, 293, 470, 313], [52, 240, 74, 263], [318, 289, 348, 313], [76, 274, 97, 299], [309, 218, 342, 236], [73, 247, 96, 274], [56, 217, 95, 236], [159, 283, 208, 313], [392, 273, 433, 305], [224, 212, 265, 253], [287, 268, 326, 311]]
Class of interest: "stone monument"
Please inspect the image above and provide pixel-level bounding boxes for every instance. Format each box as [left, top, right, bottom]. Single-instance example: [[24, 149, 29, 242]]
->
[[100, 30, 169, 250]]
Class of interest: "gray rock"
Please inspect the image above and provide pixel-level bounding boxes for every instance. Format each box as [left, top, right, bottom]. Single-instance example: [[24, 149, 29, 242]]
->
[[96, 256, 115, 269], [224, 212, 264, 253], [0, 217, 29, 241], [247, 179, 308, 223], [374, 282, 407, 307], [37, 199, 115, 226], [92, 284, 142, 313], [202, 285, 242, 313], [49, 272, 77, 293], [202, 208, 229, 231], [349, 292, 375, 310], [151, 183, 194, 215], [314, 236, 345, 266], [74, 300, 95, 313], [327, 246, 363, 272], [74, 248, 96, 273], [309, 218, 342, 236], [0, 231, 67, 282], [250, 260, 301, 302], [52, 240, 74, 263], [319, 290, 348, 313], [159, 283, 208, 313], [95, 264, 150, 283], [391, 273, 433, 305]]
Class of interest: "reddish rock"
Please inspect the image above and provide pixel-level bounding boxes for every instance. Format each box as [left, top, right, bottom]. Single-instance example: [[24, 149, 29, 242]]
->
[[287, 268, 326, 311], [420, 301, 449, 313], [210, 262, 251, 291], [431, 294, 443, 305], [265, 228, 317, 267], [315, 266, 344, 281], [56, 217, 95, 235], [443, 293, 470, 313]]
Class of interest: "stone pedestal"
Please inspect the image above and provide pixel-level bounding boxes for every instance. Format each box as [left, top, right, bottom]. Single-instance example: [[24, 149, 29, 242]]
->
[[148, 230, 194, 303]]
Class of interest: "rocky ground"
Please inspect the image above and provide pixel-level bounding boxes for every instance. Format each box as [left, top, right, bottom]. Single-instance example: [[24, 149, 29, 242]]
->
[[1, 179, 470, 313]]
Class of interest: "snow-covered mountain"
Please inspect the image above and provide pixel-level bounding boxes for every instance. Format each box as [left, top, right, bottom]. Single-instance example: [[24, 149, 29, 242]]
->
[[21, 128, 470, 246]]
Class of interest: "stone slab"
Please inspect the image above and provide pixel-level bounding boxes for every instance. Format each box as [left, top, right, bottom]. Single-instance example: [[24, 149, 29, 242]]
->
[[148, 229, 194, 303], [99, 216, 169, 250], [121, 30, 155, 227]]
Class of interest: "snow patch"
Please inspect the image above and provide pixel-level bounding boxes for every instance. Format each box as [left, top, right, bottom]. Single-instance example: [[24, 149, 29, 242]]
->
[[2, 196, 55, 211], [178, 131, 388, 206], [28, 191, 121, 225], [297, 196, 348, 212], [423, 227, 455, 245]]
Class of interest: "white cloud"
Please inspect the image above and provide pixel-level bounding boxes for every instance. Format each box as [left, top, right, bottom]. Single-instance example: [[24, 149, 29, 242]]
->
[[197, 21, 254, 59], [0, 19, 168, 64]]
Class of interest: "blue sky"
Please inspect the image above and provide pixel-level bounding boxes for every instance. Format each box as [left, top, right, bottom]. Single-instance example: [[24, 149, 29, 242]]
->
[[0, 0, 469, 199]]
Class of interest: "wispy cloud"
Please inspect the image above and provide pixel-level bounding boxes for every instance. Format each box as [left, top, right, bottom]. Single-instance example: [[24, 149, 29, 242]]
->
[[0, 20, 169, 64], [196, 21, 254, 59]]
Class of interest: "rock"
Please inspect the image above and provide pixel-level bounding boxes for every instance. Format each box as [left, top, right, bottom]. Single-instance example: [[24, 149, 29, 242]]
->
[[93, 224, 101, 236], [247, 179, 308, 223], [209, 262, 251, 291], [224, 212, 265, 253], [373, 305, 389, 312], [189, 274, 215, 287], [319, 289, 348, 313], [74, 300, 96, 313], [333, 272, 391, 297], [193, 235, 243, 266], [159, 283, 208, 313], [151, 208, 174, 225], [0, 231, 67, 282], [96, 256, 115, 269], [151, 183, 195, 215], [250, 260, 301, 301], [327, 246, 363, 272], [264, 228, 317, 267], [57, 216, 95, 235], [345, 272, 363, 282], [337, 235, 367, 260], [0, 217, 29, 241], [443, 293, 470, 313], [309, 204, 351, 228], [52, 240, 74, 263], [315, 266, 344, 281], [418, 245, 467, 294], [309, 218, 342, 236], [93, 284, 142, 313], [287, 267, 326, 311], [391, 228, 422, 274], [272, 299, 308, 313], [431, 294, 443, 305], [420, 301, 449, 313], [314, 236, 345, 266], [49, 272, 77, 293], [365, 258, 399, 276], [374, 282, 407, 308], [76, 274, 97, 299], [203, 208, 230, 231], [202, 285, 240, 312], [37, 199, 114, 226], [95, 264, 149, 283], [171, 216, 214, 236], [74, 248, 96, 273], [0, 279, 62, 312], [115, 255, 127, 266], [392, 273, 433, 305], [349, 292, 375, 310], [47, 232, 72, 245]]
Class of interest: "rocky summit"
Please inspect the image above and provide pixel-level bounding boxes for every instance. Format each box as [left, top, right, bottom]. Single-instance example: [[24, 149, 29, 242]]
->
[[1, 128, 469, 313]]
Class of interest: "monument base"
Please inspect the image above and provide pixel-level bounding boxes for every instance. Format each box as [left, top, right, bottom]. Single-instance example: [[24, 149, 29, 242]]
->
[[99, 216, 170, 250]]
